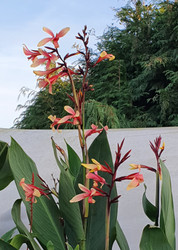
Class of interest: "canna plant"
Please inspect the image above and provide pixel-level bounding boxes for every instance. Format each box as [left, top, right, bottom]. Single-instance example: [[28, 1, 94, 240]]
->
[[0, 25, 176, 250], [130, 136, 176, 250]]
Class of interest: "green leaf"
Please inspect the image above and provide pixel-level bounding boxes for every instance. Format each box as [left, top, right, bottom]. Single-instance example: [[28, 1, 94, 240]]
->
[[10, 234, 30, 249], [0, 141, 7, 171], [0, 239, 17, 250], [1, 228, 16, 242], [66, 243, 79, 250], [0, 141, 14, 190], [116, 221, 130, 250], [140, 225, 172, 250], [160, 160, 176, 250], [52, 139, 85, 247], [11, 199, 41, 250], [66, 142, 81, 178], [9, 138, 66, 250], [46, 240, 54, 250], [142, 184, 157, 222], [74, 245, 80, 250], [86, 130, 118, 250]]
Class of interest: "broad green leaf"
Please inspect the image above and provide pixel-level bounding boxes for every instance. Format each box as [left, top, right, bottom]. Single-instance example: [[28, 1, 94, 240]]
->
[[10, 234, 30, 249], [0, 141, 7, 170], [160, 160, 176, 250], [9, 138, 66, 250], [140, 225, 172, 250], [11, 199, 41, 250], [0, 239, 17, 249], [0, 141, 13, 190], [1, 227, 16, 242], [66, 142, 81, 178], [52, 139, 85, 247], [142, 184, 157, 222], [116, 221, 130, 250], [86, 130, 118, 250], [46, 240, 54, 250]]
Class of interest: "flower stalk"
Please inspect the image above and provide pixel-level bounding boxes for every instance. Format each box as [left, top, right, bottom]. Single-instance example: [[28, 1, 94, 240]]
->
[[155, 168, 160, 226], [105, 198, 111, 250]]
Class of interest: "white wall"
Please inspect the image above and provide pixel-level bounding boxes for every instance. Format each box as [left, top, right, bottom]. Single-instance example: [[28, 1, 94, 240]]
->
[[0, 128, 177, 249]]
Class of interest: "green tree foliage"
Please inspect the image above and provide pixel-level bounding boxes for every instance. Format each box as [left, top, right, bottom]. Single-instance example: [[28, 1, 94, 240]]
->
[[14, 81, 71, 129], [85, 99, 120, 128], [89, 0, 178, 127], [14, 82, 119, 129]]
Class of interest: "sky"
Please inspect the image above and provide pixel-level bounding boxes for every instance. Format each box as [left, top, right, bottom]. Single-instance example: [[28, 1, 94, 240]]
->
[[0, 0, 126, 128]]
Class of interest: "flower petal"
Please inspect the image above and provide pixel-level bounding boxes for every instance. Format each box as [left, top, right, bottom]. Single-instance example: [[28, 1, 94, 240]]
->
[[38, 79, 48, 89], [48, 115, 56, 122], [81, 163, 98, 171], [70, 193, 87, 203], [88, 196, 96, 203], [57, 115, 72, 124], [43, 27, 54, 37], [64, 106, 75, 115], [31, 58, 46, 67], [100, 51, 107, 57], [38, 37, 52, 47], [33, 188, 41, 197], [56, 27, 70, 39], [126, 178, 140, 190], [23, 45, 32, 56], [78, 183, 90, 193]]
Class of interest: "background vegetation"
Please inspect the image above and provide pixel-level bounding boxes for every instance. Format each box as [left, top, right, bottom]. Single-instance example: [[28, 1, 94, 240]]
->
[[14, 0, 178, 129]]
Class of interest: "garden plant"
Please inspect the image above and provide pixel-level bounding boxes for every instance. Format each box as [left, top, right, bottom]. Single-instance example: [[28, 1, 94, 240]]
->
[[0, 25, 176, 250]]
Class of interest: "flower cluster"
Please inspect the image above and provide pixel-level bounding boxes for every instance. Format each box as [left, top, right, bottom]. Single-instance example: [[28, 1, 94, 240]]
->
[[24, 26, 114, 96], [129, 136, 165, 179], [70, 139, 144, 204], [20, 173, 50, 232]]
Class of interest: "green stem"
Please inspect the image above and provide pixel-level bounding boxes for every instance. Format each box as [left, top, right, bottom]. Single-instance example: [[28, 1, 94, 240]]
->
[[80, 238, 86, 250], [67, 69, 79, 109], [155, 163, 160, 226], [105, 199, 110, 250]]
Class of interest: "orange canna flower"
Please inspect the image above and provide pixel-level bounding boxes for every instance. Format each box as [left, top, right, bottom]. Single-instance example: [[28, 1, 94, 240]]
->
[[82, 159, 112, 173], [20, 175, 49, 204], [20, 174, 49, 232], [86, 171, 106, 188], [20, 178, 41, 203], [115, 172, 144, 190], [48, 106, 81, 130], [126, 173, 144, 190], [84, 124, 108, 139], [31, 49, 58, 69], [35, 67, 78, 94], [38, 27, 70, 48], [48, 115, 61, 131], [70, 184, 104, 204], [38, 74, 61, 94], [94, 51, 115, 66], [48, 114, 72, 131], [58, 106, 81, 125], [23, 45, 41, 61]]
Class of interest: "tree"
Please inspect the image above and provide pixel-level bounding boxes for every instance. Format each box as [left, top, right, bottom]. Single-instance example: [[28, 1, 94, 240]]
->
[[14, 81, 71, 129], [89, 0, 178, 127]]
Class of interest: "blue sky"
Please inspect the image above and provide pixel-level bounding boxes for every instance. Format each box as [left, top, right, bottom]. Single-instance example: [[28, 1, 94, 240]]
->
[[0, 0, 126, 128]]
